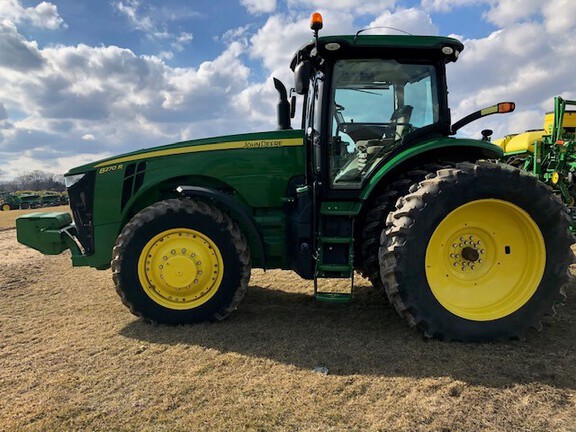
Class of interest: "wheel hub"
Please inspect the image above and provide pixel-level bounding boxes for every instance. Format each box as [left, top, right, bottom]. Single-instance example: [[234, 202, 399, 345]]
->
[[162, 255, 198, 288], [448, 235, 486, 273]]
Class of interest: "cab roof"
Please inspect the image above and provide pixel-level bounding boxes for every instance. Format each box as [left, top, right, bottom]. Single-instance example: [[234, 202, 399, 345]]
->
[[290, 34, 464, 70]]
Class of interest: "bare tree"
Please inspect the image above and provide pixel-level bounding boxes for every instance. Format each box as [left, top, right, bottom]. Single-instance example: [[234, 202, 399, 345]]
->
[[2, 170, 65, 192]]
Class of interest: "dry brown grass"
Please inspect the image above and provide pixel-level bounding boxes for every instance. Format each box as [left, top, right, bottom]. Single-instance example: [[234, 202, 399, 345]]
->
[[1, 210, 576, 431]]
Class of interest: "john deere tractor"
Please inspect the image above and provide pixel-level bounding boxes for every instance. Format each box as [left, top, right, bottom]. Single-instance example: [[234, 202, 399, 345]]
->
[[1, 193, 21, 211], [16, 14, 575, 341]]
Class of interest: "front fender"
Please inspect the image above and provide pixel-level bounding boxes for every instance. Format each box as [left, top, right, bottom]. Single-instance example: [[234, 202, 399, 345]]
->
[[360, 138, 503, 200]]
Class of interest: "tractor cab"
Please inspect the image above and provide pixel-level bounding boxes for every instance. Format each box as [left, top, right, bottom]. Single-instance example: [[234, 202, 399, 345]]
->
[[289, 15, 462, 195]]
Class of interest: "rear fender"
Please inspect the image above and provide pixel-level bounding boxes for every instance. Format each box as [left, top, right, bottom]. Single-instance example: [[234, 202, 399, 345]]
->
[[361, 139, 503, 201]]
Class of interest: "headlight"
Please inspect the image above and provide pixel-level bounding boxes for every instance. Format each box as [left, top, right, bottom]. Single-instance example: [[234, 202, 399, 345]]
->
[[65, 173, 86, 188]]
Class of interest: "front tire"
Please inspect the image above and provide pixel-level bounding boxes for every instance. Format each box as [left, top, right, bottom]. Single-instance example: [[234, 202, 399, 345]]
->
[[380, 162, 574, 341], [112, 199, 251, 324]]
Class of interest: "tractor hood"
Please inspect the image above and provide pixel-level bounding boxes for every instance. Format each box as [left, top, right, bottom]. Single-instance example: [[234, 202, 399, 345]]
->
[[65, 129, 305, 176]]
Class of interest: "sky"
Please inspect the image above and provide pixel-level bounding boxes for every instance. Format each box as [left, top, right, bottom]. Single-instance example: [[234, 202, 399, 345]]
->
[[1, 0, 576, 179]]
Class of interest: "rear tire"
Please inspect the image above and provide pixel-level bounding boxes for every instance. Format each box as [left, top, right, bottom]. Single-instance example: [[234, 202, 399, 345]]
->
[[380, 162, 574, 341], [112, 199, 251, 324], [360, 164, 446, 294], [1, 204, 10, 211]]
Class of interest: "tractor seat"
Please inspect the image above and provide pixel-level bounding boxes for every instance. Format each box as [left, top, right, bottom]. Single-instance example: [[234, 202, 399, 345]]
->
[[390, 105, 413, 140]]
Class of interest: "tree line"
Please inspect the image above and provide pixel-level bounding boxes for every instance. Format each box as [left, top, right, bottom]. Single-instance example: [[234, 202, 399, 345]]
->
[[0, 170, 65, 192]]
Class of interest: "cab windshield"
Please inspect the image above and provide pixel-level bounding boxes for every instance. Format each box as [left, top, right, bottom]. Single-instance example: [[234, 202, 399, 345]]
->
[[329, 59, 439, 188]]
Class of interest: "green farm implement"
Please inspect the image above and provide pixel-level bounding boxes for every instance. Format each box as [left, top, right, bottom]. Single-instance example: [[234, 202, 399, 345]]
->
[[16, 14, 574, 341], [496, 96, 576, 227]]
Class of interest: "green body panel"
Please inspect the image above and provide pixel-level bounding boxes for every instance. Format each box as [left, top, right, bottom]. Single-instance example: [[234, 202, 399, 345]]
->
[[361, 137, 503, 199], [76, 129, 306, 269]]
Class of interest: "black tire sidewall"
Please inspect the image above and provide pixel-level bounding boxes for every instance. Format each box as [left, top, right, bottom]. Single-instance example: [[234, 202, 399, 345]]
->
[[397, 166, 567, 340], [118, 206, 245, 324]]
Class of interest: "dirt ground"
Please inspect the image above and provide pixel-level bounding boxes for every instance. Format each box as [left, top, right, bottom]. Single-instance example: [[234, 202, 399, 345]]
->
[[2, 207, 576, 431]]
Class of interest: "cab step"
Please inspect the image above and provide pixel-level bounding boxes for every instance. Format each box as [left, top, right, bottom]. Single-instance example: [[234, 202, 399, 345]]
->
[[315, 292, 353, 303]]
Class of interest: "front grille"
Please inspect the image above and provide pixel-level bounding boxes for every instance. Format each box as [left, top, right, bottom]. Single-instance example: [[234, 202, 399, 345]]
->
[[121, 161, 147, 211], [67, 170, 96, 254]]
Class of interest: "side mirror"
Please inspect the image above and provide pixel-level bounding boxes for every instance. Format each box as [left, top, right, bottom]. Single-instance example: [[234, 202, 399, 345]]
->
[[294, 61, 312, 95], [451, 102, 515, 135]]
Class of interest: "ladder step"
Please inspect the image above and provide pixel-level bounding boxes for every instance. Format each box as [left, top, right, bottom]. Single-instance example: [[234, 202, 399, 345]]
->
[[315, 292, 353, 303], [317, 264, 352, 273], [320, 237, 353, 244]]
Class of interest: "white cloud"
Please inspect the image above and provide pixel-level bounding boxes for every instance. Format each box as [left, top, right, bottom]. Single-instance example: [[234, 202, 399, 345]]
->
[[483, 0, 540, 26], [367, 8, 438, 35], [421, 0, 481, 12], [0, 27, 260, 176], [0, 0, 66, 29], [0, 20, 44, 71], [542, 0, 576, 34], [3, 0, 576, 179], [448, 14, 576, 139], [240, 0, 276, 15], [288, 0, 396, 15]]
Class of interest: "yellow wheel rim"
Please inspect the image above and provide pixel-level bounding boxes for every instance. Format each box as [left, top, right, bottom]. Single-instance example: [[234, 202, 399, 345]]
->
[[138, 228, 224, 310], [425, 199, 545, 321], [2, 204, 9, 211]]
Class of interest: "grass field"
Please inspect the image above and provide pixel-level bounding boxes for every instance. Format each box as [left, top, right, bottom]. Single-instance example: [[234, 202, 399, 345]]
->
[[1, 208, 576, 431]]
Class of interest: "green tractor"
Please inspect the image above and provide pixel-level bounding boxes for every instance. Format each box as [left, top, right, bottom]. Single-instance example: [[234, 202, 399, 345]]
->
[[17, 192, 42, 209], [0, 193, 21, 211], [16, 14, 575, 341]]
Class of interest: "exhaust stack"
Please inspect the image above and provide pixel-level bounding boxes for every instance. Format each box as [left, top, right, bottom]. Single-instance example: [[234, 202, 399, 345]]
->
[[273, 78, 292, 130]]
